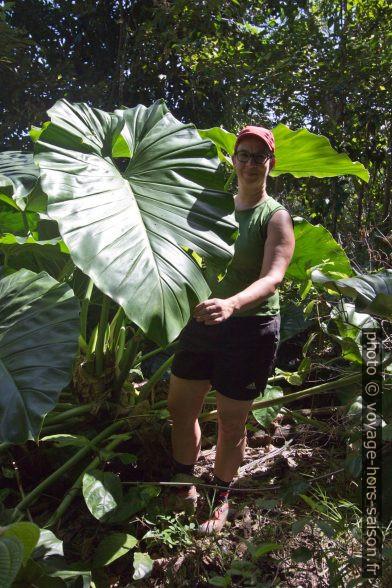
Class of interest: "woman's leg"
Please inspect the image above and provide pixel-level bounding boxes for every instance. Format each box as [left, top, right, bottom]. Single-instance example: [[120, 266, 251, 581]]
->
[[198, 391, 253, 533], [167, 374, 211, 465], [214, 391, 254, 482]]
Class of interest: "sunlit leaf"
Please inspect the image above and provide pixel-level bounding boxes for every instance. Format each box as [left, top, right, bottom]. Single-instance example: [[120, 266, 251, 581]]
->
[[312, 269, 392, 320], [252, 386, 284, 428], [322, 302, 379, 363], [93, 533, 138, 568], [287, 217, 354, 289], [33, 529, 64, 560], [82, 470, 123, 521], [198, 127, 235, 164], [35, 99, 237, 345], [40, 434, 90, 447], [0, 209, 39, 236], [271, 124, 369, 181], [133, 552, 153, 580], [0, 151, 39, 210], [198, 125, 369, 181]]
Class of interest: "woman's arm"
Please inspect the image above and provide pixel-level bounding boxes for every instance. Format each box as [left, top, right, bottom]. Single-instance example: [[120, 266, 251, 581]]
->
[[193, 210, 295, 325]]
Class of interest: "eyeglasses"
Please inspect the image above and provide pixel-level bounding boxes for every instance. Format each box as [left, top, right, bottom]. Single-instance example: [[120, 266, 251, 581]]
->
[[235, 150, 272, 165]]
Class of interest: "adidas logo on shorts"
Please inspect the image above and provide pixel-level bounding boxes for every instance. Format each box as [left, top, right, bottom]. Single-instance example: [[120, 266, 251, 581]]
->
[[245, 382, 256, 390]]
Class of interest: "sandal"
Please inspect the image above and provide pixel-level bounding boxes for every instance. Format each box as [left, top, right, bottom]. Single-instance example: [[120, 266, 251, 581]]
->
[[198, 499, 230, 534]]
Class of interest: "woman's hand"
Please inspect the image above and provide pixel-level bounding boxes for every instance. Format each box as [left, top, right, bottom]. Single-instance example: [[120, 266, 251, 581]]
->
[[193, 298, 235, 325]]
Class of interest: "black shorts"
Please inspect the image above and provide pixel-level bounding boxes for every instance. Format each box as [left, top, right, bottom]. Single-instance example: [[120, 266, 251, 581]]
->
[[171, 315, 280, 401]]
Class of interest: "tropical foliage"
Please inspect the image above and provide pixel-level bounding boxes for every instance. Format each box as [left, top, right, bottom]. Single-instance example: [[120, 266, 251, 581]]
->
[[0, 0, 391, 584], [0, 94, 391, 584]]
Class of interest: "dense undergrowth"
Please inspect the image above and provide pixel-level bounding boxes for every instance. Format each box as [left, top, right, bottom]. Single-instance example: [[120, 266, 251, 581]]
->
[[1, 99, 391, 586], [1, 330, 391, 587]]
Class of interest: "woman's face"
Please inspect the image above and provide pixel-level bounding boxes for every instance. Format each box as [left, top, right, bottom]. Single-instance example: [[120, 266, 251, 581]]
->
[[233, 136, 272, 187]]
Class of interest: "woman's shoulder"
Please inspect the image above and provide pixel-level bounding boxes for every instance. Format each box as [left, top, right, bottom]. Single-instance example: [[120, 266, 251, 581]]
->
[[255, 197, 291, 233], [264, 195, 287, 211], [253, 196, 288, 218]]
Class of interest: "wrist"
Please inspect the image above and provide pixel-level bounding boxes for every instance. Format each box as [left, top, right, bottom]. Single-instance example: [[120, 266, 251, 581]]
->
[[229, 294, 242, 314]]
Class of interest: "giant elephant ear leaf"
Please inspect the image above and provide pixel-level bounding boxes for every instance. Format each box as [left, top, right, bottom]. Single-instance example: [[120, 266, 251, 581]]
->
[[0, 152, 40, 210], [312, 269, 392, 320], [34, 99, 237, 345], [0, 269, 79, 444], [285, 217, 354, 297], [199, 125, 369, 181], [271, 124, 369, 181]]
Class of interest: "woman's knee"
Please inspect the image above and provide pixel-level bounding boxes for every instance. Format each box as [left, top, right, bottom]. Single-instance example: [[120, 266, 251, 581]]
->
[[218, 418, 247, 443], [168, 376, 209, 417]]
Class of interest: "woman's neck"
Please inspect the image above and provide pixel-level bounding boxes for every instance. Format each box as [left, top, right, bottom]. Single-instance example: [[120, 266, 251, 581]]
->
[[235, 184, 268, 210]]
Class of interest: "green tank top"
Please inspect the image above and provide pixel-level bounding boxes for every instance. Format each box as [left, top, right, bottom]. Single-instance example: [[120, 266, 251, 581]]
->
[[210, 196, 287, 316]]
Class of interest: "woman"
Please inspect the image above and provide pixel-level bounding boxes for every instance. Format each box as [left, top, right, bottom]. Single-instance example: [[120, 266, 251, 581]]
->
[[167, 125, 295, 533]]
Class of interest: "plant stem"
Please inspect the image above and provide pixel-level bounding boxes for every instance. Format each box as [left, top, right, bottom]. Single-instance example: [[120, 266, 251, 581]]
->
[[108, 306, 125, 352], [43, 403, 94, 426], [115, 325, 126, 364], [52, 403, 78, 411], [138, 354, 174, 403], [45, 434, 126, 528], [80, 278, 94, 344], [21, 210, 30, 235], [39, 420, 84, 436], [11, 420, 125, 521], [224, 169, 236, 191], [119, 328, 143, 372], [137, 341, 177, 365], [57, 259, 75, 283], [113, 328, 143, 393], [95, 294, 111, 377], [199, 372, 362, 422]]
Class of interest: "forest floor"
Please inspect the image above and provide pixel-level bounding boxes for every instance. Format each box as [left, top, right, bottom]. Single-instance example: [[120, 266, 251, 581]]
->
[[50, 379, 389, 588], [5, 357, 391, 587]]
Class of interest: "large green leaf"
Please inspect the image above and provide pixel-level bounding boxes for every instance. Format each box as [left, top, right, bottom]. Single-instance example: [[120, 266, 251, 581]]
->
[[198, 128, 235, 165], [33, 529, 64, 561], [271, 124, 369, 181], [252, 386, 284, 428], [0, 151, 40, 210], [108, 485, 160, 523], [133, 552, 153, 581], [92, 533, 138, 568], [0, 233, 69, 279], [0, 536, 24, 588], [35, 99, 237, 345], [198, 125, 369, 181], [286, 217, 354, 294], [3, 522, 40, 565], [312, 269, 392, 320], [82, 470, 123, 521], [0, 209, 39, 236], [280, 301, 314, 343], [0, 269, 79, 443], [322, 302, 379, 363]]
